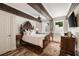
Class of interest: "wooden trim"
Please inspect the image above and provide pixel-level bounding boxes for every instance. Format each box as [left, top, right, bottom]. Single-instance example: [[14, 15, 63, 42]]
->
[[0, 3, 41, 22], [28, 3, 53, 20]]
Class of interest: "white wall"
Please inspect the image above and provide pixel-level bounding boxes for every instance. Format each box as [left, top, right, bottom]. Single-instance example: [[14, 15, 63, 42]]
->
[[42, 21, 50, 33], [15, 16, 27, 35], [15, 16, 37, 35], [15, 16, 43, 35], [36, 22, 42, 33], [52, 16, 68, 43], [74, 4, 79, 16], [68, 5, 79, 52], [53, 16, 68, 36], [74, 4, 79, 27]]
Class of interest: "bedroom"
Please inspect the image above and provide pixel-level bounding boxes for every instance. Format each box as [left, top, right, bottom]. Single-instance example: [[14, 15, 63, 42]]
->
[[0, 3, 79, 56]]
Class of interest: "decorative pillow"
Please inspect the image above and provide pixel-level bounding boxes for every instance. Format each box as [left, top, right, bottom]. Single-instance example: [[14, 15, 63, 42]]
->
[[24, 31, 26, 35], [24, 30, 31, 35], [27, 31, 31, 35], [31, 30, 36, 35]]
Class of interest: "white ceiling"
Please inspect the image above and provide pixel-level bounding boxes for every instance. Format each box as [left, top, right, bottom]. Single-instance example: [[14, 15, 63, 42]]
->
[[43, 3, 71, 18], [5, 3, 46, 21], [5, 3, 71, 20]]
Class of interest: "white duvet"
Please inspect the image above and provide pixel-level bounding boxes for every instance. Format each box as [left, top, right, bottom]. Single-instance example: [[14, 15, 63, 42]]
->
[[22, 34, 47, 48]]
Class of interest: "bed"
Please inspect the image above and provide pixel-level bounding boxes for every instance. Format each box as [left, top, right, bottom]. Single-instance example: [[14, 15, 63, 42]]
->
[[20, 21, 51, 49], [22, 33, 47, 48]]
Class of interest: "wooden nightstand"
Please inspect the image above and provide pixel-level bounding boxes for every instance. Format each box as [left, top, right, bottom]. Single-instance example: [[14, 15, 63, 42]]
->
[[16, 35, 22, 47], [60, 36, 75, 56]]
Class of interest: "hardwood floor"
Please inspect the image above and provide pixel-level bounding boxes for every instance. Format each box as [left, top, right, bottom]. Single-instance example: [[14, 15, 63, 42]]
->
[[1, 42, 60, 56], [1, 46, 38, 56], [20, 41, 43, 54]]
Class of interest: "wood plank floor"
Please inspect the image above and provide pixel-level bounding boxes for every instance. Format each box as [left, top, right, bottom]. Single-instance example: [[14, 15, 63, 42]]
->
[[1, 46, 38, 56], [1, 42, 60, 56]]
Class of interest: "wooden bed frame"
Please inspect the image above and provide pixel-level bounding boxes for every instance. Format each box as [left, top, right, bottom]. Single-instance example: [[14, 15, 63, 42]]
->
[[20, 33, 52, 53], [19, 21, 53, 53]]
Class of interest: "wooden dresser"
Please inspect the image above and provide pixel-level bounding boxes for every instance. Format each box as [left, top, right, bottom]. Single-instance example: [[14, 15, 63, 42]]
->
[[60, 36, 75, 56]]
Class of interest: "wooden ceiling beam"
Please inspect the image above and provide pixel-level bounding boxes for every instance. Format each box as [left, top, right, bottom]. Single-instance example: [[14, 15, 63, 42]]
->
[[0, 3, 41, 22], [28, 3, 53, 20]]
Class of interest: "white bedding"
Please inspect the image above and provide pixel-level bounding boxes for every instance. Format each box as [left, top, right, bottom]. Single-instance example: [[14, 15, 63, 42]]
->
[[22, 34, 47, 48]]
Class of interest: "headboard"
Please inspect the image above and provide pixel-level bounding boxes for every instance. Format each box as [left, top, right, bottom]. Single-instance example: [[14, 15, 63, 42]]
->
[[23, 21, 34, 30], [19, 21, 34, 36]]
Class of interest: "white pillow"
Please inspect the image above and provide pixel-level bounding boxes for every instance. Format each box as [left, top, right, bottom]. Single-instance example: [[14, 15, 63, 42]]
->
[[24, 30, 31, 35], [31, 30, 36, 35], [27, 31, 31, 35], [24, 31, 26, 35]]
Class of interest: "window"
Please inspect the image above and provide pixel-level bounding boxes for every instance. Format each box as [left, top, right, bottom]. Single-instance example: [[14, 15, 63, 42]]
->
[[55, 22, 63, 27]]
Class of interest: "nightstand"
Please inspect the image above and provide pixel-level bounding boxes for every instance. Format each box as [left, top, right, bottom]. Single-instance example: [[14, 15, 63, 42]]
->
[[60, 36, 75, 56], [16, 35, 22, 47]]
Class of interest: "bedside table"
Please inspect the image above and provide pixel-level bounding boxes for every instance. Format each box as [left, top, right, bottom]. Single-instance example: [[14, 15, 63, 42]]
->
[[60, 36, 75, 56], [16, 35, 22, 47]]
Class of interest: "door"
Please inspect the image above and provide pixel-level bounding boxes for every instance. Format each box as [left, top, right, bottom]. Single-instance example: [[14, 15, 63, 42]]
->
[[0, 10, 11, 54]]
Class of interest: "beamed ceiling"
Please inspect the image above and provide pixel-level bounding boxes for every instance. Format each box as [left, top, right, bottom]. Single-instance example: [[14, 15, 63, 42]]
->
[[1, 3, 78, 22]]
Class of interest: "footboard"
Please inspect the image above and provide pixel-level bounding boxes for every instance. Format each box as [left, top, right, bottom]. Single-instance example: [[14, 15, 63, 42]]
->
[[20, 33, 53, 53], [43, 32, 53, 49], [43, 35, 50, 48]]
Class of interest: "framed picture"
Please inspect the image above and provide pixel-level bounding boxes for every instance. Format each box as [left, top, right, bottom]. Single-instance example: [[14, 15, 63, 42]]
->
[[55, 22, 63, 27]]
